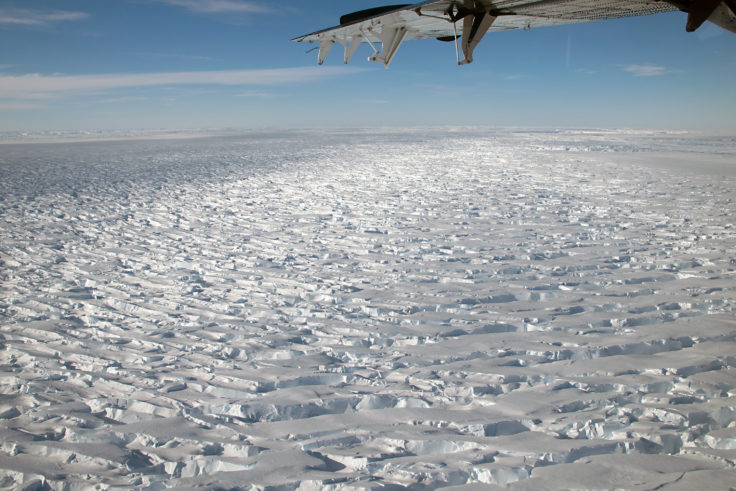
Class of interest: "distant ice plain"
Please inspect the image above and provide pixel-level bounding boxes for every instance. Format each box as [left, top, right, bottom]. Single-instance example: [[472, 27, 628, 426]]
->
[[0, 128, 735, 489]]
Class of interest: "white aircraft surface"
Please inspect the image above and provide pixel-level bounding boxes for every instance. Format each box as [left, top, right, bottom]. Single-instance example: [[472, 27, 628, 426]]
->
[[293, 0, 736, 67]]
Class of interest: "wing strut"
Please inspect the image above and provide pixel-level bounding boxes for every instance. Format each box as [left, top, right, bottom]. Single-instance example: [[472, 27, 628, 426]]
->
[[457, 0, 496, 65], [342, 35, 364, 64], [370, 27, 409, 68], [452, 18, 461, 64], [318, 40, 334, 65]]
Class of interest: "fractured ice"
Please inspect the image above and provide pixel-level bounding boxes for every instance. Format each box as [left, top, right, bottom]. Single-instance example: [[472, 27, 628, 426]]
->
[[0, 128, 735, 489]]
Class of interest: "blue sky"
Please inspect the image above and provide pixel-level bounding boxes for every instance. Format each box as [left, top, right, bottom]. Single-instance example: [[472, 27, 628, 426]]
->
[[1, 0, 735, 131]]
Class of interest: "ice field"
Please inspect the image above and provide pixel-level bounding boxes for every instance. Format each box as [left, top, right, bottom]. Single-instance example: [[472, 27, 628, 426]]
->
[[1, 128, 735, 489]]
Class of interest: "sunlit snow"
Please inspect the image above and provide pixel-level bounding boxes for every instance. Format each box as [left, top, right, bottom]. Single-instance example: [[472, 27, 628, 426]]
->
[[0, 128, 735, 489]]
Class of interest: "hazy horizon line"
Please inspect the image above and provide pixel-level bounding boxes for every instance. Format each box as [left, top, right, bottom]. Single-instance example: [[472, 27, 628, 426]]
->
[[2, 125, 732, 145]]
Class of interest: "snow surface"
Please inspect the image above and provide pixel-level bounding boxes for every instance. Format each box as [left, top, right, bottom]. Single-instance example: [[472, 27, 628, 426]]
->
[[0, 128, 735, 489]]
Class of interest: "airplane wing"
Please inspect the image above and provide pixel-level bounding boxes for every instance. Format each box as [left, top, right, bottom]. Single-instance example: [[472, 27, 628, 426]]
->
[[293, 0, 736, 67]]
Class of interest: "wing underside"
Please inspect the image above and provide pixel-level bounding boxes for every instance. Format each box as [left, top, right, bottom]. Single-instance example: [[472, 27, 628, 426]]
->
[[293, 0, 736, 66]]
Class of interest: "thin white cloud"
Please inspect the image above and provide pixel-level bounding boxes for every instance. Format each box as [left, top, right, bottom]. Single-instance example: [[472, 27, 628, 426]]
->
[[134, 52, 220, 62], [0, 67, 364, 99], [0, 8, 88, 26], [0, 101, 45, 110], [14, 92, 56, 100], [624, 64, 668, 77], [575, 68, 596, 75], [159, 0, 269, 14], [99, 96, 149, 104], [236, 90, 273, 98]]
